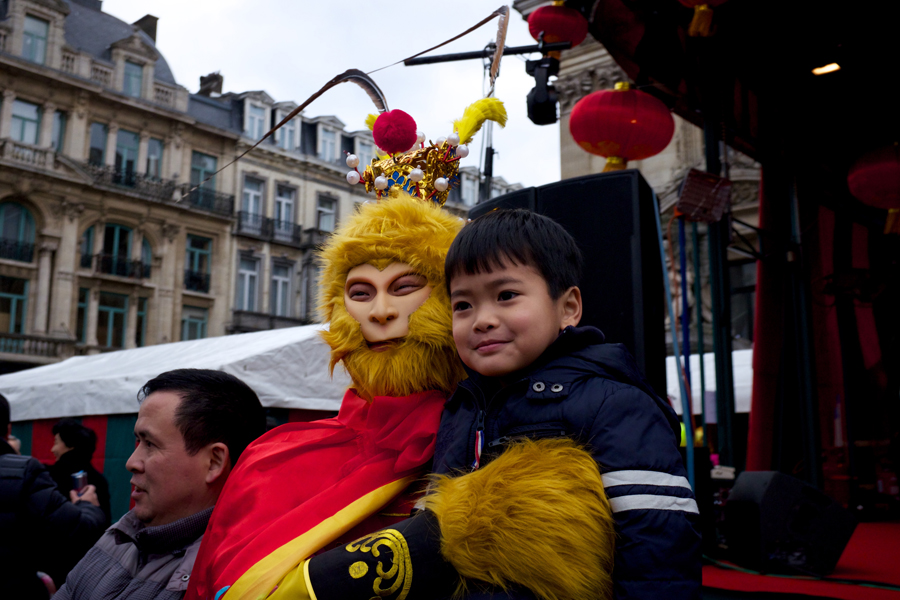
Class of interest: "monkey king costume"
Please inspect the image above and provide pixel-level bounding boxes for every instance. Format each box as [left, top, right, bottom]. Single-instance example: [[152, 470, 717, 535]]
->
[[188, 99, 617, 600]]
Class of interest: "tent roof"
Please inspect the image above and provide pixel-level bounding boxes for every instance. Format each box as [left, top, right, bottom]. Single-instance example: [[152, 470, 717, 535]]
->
[[1, 325, 350, 422]]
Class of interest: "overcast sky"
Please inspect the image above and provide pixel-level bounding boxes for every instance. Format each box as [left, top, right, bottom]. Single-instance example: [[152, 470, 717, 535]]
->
[[101, 0, 561, 189]]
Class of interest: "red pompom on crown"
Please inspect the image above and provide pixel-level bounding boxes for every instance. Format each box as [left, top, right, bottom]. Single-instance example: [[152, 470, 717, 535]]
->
[[372, 109, 417, 155]]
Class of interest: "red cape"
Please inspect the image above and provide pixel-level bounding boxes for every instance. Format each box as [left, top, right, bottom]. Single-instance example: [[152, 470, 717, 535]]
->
[[186, 389, 446, 600]]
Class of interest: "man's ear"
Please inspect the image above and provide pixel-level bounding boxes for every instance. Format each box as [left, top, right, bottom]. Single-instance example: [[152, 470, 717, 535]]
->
[[5, 423, 11, 441], [205, 442, 231, 485], [559, 286, 583, 329]]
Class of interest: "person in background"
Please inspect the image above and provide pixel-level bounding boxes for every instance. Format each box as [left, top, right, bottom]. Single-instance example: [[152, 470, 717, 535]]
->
[[53, 369, 266, 600], [49, 418, 112, 522], [0, 393, 105, 599]]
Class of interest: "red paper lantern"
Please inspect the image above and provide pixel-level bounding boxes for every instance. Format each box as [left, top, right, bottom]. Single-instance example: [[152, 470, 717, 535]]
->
[[569, 82, 675, 171], [847, 145, 900, 210], [527, 1, 588, 48]]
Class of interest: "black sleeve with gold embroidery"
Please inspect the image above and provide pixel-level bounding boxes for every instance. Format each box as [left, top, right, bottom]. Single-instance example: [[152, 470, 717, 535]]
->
[[307, 510, 459, 600]]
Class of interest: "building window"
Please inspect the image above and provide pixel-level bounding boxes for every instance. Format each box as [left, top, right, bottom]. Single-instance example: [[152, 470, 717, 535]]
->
[[101, 224, 131, 276], [97, 292, 128, 349], [185, 235, 212, 293], [22, 15, 49, 65], [190, 151, 218, 207], [135, 297, 148, 347], [271, 263, 291, 317], [114, 129, 139, 186], [11, 100, 41, 145], [462, 176, 478, 206], [0, 276, 28, 336], [76, 287, 88, 343], [236, 257, 259, 312], [358, 140, 374, 166], [123, 60, 143, 98], [146, 138, 163, 179], [89, 122, 107, 165], [0, 202, 36, 262], [246, 104, 266, 139], [51, 111, 66, 152], [140, 238, 152, 278], [319, 129, 336, 162], [274, 186, 295, 241], [300, 262, 319, 321], [279, 117, 296, 150], [79, 226, 93, 268], [316, 196, 336, 232], [181, 306, 208, 341], [730, 261, 757, 349], [240, 177, 265, 236]]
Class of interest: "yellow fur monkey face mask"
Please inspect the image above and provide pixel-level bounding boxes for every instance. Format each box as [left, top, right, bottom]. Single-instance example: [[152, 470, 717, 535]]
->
[[318, 193, 466, 401]]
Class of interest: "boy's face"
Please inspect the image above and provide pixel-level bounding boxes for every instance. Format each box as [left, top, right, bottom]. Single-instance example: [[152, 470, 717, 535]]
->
[[450, 261, 581, 378]]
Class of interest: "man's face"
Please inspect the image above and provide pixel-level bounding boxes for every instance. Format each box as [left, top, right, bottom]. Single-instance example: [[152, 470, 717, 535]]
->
[[343, 261, 432, 351], [126, 391, 214, 527], [450, 262, 578, 378], [51, 434, 72, 460]]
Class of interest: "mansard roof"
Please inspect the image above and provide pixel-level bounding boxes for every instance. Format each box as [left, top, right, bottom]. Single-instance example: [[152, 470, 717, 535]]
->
[[61, 0, 176, 85]]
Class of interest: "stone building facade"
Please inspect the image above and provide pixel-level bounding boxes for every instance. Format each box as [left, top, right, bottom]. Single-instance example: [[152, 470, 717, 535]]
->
[[0, 0, 516, 373]]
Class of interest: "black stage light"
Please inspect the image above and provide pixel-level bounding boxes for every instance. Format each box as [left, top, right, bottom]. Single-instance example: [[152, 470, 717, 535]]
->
[[526, 56, 559, 125]]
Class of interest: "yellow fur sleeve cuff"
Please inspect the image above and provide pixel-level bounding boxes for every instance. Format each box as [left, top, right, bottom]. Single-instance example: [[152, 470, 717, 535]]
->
[[422, 438, 616, 600]]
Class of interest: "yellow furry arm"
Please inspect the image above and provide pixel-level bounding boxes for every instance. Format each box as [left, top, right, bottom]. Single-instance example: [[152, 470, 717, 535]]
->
[[422, 439, 616, 600]]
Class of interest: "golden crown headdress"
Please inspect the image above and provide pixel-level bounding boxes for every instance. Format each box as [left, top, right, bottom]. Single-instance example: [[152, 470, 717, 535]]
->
[[343, 99, 507, 207]]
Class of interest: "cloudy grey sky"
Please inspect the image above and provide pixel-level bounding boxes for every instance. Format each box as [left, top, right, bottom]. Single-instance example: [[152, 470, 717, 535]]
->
[[102, 0, 561, 188]]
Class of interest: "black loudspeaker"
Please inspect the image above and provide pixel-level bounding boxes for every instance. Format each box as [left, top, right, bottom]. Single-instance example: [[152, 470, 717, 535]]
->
[[724, 471, 857, 576], [469, 170, 665, 396]]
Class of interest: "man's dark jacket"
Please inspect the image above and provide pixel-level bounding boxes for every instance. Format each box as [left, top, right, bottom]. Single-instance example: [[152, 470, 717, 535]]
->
[[433, 326, 702, 600], [0, 438, 107, 599], [49, 450, 112, 523]]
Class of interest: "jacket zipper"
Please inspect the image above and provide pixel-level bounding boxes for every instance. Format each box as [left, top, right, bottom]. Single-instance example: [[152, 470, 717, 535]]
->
[[472, 409, 485, 470], [487, 428, 568, 449]]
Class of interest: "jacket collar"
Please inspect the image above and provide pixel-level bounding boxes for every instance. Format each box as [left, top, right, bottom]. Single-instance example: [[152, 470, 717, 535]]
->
[[456, 326, 606, 402], [114, 507, 214, 555], [0, 438, 16, 456]]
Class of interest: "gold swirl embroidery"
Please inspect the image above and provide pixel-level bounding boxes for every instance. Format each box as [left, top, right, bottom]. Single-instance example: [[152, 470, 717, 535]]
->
[[345, 529, 412, 599]]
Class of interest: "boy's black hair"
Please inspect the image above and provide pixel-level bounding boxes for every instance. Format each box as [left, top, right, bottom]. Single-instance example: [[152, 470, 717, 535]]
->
[[138, 369, 265, 465], [445, 208, 583, 298], [53, 418, 97, 458]]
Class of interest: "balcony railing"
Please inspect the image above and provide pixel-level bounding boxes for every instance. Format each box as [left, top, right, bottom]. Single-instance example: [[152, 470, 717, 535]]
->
[[1, 139, 56, 171], [301, 227, 333, 249], [181, 186, 235, 217], [236, 212, 304, 246], [184, 269, 211, 293], [89, 253, 151, 279], [0, 332, 73, 360], [0, 238, 34, 263], [81, 162, 178, 203], [231, 310, 307, 333]]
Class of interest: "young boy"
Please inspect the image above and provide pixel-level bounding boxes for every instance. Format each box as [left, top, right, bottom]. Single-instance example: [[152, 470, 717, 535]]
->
[[434, 208, 701, 600]]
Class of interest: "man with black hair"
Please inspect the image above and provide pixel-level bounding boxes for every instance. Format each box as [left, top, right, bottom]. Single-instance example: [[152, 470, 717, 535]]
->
[[54, 369, 266, 600], [0, 393, 106, 599], [49, 418, 111, 522]]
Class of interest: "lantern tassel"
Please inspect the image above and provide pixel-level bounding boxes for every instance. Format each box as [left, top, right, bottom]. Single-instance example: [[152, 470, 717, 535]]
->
[[603, 156, 627, 172], [886, 209, 900, 235], [687, 4, 713, 37]]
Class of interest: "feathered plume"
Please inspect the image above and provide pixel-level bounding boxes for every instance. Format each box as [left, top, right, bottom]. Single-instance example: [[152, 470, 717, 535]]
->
[[365, 113, 378, 131], [453, 98, 508, 145]]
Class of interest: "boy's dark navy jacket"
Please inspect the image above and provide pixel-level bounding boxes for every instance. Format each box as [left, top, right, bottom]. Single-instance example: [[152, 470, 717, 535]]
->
[[433, 326, 702, 600]]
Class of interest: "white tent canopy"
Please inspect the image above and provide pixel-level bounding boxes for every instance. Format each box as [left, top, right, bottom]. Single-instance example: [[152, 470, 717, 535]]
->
[[666, 349, 753, 416], [1, 324, 351, 422]]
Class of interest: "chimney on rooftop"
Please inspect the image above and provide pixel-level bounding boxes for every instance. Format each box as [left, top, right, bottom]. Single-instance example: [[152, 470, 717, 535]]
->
[[198, 73, 224, 97], [133, 14, 158, 43]]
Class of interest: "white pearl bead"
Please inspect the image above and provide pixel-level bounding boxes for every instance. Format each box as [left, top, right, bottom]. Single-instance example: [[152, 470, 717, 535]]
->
[[455, 144, 469, 158], [436, 136, 446, 146], [374, 175, 388, 190], [434, 177, 449, 192], [346, 171, 360, 185], [416, 131, 425, 144], [409, 168, 424, 183], [346, 154, 359, 168], [448, 133, 460, 146]]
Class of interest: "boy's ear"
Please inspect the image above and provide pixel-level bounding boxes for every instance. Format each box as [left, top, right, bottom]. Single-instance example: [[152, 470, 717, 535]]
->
[[559, 286, 582, 329]]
